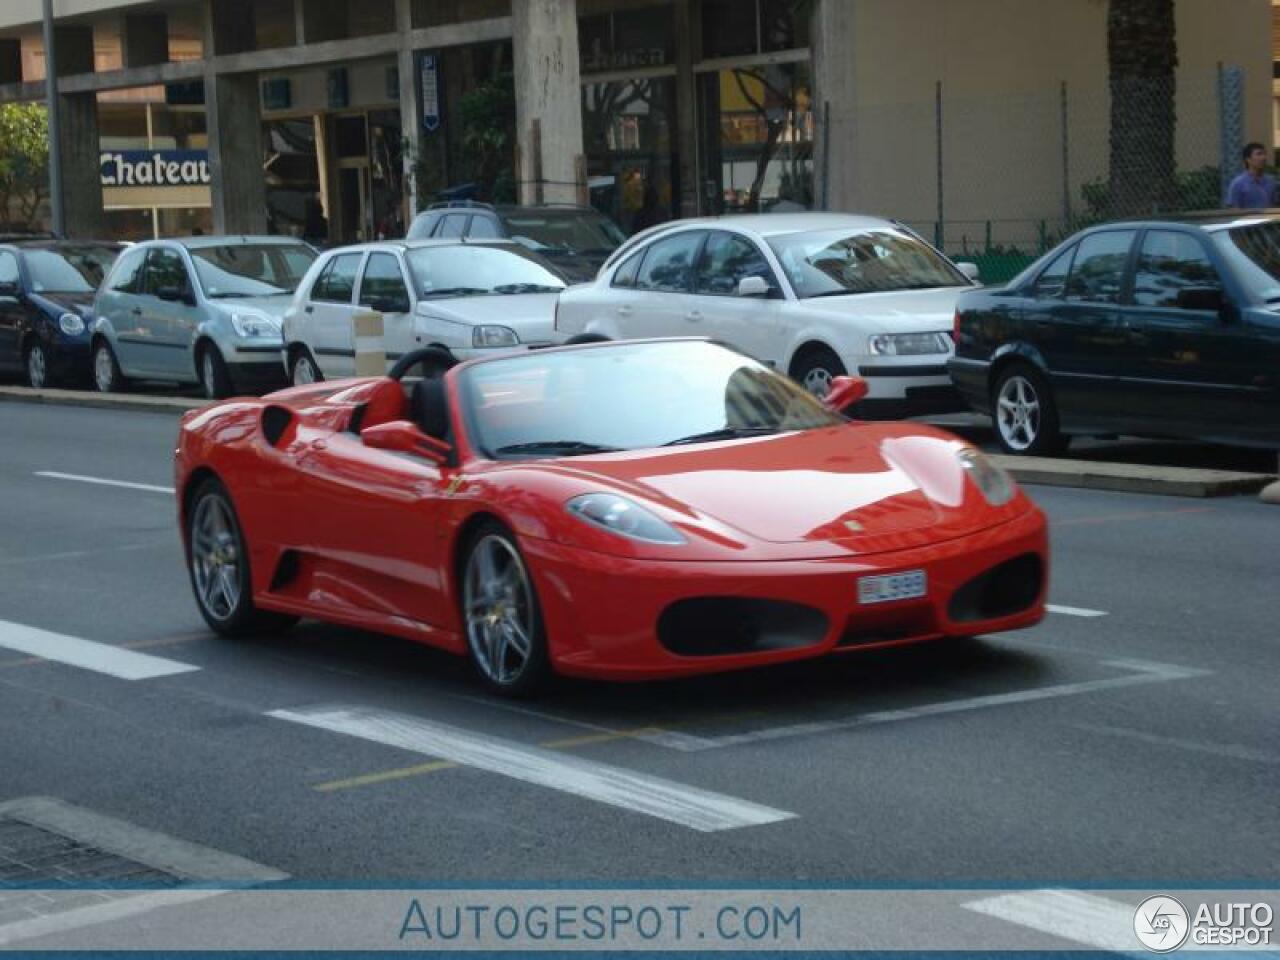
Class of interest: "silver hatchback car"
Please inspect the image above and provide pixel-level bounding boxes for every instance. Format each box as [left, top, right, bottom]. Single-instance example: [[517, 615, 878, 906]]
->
[[91, 236, 317, 398]]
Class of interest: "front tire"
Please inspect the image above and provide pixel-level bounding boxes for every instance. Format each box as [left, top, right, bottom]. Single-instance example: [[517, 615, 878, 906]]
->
[[991, 362, 1067, 456], [791, 345, 846, 398], [461, 521, 549, 696], [198, 343, 234, 399], [92, 339, 127, 393], [186, 478, 297, 637], [24, 340, 51, 389], [289, 347, 323, 386]]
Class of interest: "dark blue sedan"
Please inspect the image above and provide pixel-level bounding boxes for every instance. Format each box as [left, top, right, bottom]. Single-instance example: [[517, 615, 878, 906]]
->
[[0, 240, 123, 388]]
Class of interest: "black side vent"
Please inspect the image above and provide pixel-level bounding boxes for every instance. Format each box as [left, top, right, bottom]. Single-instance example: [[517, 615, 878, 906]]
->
[[658, 597, 828, 656], [269, 550, 300, 590], [947, 553, 1044, 623], [261, 406, 294, 447]]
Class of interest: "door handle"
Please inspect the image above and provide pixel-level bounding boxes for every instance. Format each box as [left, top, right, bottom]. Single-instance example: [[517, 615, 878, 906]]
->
[[304, 305, 314, 314]]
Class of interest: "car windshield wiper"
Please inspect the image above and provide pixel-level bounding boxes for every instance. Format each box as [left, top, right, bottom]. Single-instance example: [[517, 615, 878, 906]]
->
[[662, 426, 780, 446], [492, 283, 564, 294], [493, 440, 623, 457], [208, 291, 272, 299], [422, 286, 490, 298]]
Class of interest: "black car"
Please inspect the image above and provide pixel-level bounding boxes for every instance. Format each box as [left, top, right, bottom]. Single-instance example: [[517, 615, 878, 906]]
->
[[406, 202, 626, 283], [949, 212, 1280, 454], [0, 240, 123, 388]]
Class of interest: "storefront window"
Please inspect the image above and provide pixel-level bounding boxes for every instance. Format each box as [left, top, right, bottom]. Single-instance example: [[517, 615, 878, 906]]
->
[[97, 104, 149, 150], [700, 0, 808, 59], [264, 118, 325, 243], [412, 0, 511, 29], [579, 4, 675, 74], [697, 62, 813, 214], [157, 207, 213, 237], [150, 106, 207, 150], [582, 76, 677, 233]]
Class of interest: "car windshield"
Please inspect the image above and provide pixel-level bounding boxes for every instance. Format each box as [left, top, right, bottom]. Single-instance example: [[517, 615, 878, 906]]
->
[[502, 211, 626, 256], [460, 341, 843, 459], [406, 245, 567, 298], [23, 246, 119, 293], [767, 228, 968, 298], [1213, 221, 1280, 302], [190, 243, 316, 298]]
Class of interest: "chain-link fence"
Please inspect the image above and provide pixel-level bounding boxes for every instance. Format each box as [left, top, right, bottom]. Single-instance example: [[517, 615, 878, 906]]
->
[[832, 67, 1248, 283]]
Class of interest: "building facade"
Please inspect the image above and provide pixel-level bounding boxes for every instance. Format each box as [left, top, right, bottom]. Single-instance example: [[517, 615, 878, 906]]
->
[[0, 0, 1270, 254]]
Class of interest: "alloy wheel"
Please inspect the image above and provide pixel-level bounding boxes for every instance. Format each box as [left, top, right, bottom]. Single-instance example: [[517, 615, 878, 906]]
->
[[26, 344, 46, 389], [93, 345, 115, 392], [292, 354, 317, 385], [191, 494, 242, 622], [463, 534, 535, 686], [996, 374, 1041, 452], [802, 366, 833, 397], [201, 352, 217, 399]]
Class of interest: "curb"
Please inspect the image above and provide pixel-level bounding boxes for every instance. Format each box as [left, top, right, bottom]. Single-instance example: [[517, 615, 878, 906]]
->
[[0, 386, 206, 415], [992, 454, 1277, 498]]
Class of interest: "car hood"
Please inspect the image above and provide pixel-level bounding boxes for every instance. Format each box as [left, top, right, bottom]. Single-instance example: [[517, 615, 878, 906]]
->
[[207, 294, 294, 318], [528, 425, 1019, 556], [795, 285, 971, 334], [418, 293, 559, 339], [34, 291, 95, 316]]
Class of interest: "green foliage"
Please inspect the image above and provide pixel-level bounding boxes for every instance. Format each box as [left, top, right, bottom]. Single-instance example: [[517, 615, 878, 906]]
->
[[457, 71, 516, 203], [0, 103, 50, 228], [1080, 165, 1222, 223]]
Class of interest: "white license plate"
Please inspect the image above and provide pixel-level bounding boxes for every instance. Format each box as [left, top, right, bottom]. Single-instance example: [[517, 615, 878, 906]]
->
[[857, 569, 927, 605]]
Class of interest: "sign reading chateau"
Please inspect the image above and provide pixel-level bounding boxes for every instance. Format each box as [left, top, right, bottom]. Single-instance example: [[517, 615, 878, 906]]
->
[[100, 150, 212, 188]]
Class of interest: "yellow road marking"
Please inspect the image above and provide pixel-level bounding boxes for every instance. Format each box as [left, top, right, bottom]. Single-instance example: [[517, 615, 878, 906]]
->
[[314, 760, 458, 792]]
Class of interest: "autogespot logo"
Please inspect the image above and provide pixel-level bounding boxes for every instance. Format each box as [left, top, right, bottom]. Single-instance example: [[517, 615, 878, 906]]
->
[[1134, 896, 1191, 952]]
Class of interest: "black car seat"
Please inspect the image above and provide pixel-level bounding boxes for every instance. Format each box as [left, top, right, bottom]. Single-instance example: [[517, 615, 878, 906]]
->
[[410, 377, 450, 440]]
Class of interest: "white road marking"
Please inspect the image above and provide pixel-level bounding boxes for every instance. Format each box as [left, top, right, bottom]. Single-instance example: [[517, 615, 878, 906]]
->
[[963, 889, 1139, 952], [268, 705, 797, 832], [655, 659, 1210, 751], [1074, 721, 1280, 766], [34, 470, 174, 494], [0, 619, 200, 680], [1047, 603, 1108, 618]]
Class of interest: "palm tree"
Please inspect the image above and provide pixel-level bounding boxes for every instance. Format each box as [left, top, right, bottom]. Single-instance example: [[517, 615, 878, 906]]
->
[[1106, 0, 1179, 216]]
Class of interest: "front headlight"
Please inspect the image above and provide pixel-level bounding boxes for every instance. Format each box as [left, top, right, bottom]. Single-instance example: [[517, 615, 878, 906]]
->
[[957, 448, 1016, 506], [867, 332, 951, 356], [473, 325, 520, 348], [230, 312, 280, 338], [566, 493, 686, 545], [58, 312, 85, 335]]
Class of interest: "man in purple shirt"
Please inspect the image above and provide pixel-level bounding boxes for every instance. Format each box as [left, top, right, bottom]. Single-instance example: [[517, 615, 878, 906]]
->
[[1225, 142, 1278, 209]]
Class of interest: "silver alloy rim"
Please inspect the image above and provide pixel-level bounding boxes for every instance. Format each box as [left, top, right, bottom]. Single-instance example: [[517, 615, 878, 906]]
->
[[202, 352, 216, 398], [94, 346, 114, 392], [802, 365, 833, 397], [27, 345, 45, 388], [996, 374, 1041, 452], [191, 494, 241, 622], [293, 355, 316, 385], [463, 534, 534, 686]]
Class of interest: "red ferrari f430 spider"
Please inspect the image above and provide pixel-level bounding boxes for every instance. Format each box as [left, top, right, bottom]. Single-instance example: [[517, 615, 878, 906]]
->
[[176, 339, 1048, 694]]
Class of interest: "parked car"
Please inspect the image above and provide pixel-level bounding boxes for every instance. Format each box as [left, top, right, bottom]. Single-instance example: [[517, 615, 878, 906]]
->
[[282, 239, 566, 384], [91, 236, 317, 399], [406, 202, 626, 283], [554, 213, 981, 418], [175, 338, 1047, 695], [0, 240, 122, 388], [949, 212, 1280, 454]]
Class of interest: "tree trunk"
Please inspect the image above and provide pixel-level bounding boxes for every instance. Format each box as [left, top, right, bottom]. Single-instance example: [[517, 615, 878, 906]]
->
[[1108, 0, 1179, 216]]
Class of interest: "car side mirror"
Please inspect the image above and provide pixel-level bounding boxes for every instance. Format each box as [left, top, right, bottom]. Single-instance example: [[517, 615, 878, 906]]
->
[[157, 285, 194, 306], [737, 276, 770, 298], [823, 375, 869, 413], [360, 419, 451, 463], [957, 262, 981, 283], [1174, 286, 1224, 313], [0, 280, 18, 298]]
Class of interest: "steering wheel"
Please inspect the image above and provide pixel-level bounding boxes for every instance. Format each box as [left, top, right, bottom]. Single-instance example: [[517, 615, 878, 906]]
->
[[388, 346, 458, 381]]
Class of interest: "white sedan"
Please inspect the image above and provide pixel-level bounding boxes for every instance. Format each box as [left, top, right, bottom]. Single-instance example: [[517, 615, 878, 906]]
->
[[281, 239, 565, 383], [554, 213, 980, 417]]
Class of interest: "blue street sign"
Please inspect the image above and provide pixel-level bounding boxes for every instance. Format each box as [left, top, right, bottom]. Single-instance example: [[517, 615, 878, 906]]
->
[[421, 54, 440, 133]]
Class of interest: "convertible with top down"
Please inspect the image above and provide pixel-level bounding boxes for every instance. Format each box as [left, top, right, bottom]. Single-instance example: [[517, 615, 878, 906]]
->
[[175, 338, 1049, 694]]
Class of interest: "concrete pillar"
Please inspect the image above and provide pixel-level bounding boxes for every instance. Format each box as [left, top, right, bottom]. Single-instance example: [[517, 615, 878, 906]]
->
[[810, 0, 856, 212], [205, 72, 267, 234], [59, 93, 105, 238], [122, 13, 170, 68], [53, 26, 95, 76], [395, 0, 420, 217], [0, 38, 21, 84], [511, 0, 584, 205]]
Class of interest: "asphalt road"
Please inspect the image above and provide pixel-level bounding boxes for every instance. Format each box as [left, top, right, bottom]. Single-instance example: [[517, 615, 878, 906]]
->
[[0, 401, 1276, 894]]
